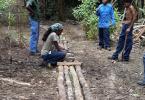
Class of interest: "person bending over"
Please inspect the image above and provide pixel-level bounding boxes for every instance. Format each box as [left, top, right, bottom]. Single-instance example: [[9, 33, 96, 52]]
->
[[41, 23, 66, 67], [96, 0, 115, 51], [108, 0, 137, 61]]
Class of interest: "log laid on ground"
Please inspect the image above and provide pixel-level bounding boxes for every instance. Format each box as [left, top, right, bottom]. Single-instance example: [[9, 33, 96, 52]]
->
[[135, 27, 145, 41], [134, 25, 145, 29], [57, 66, 67, 100], [0, 78, 31, 86], [75, 65, 94, 100], [57, 62, 82, 66], [69, 66, 84, 100], [64, 66, 74, 100]]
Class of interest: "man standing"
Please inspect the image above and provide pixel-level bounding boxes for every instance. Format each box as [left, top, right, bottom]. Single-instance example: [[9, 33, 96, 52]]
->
[[96, 0, 115, 51], [108, 0, 137, 61], [26, 0, 40, 55]]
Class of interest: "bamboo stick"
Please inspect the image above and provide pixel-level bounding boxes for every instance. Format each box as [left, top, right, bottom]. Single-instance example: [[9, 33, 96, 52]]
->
[[69, 66, 84, 100], [64, 66, 74, 100], [75, 65, 94, 100], [57, 66, 67, 100]]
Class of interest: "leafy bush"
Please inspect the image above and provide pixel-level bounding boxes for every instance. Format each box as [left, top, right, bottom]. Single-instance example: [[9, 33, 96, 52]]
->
[[73, 0, 120, 40], [0, 0, 15, 11], [73, 0, 98, 39]]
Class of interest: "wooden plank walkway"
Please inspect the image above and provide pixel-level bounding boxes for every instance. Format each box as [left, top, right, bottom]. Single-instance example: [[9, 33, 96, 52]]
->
[[57, 61, 93, 100]]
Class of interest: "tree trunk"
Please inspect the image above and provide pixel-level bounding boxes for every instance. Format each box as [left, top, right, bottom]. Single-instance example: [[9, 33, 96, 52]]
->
[[57, 0, 65, 20]]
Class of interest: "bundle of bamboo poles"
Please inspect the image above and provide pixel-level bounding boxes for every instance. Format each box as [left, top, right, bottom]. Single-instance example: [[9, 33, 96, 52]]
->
[[57, 62, 93, 100]]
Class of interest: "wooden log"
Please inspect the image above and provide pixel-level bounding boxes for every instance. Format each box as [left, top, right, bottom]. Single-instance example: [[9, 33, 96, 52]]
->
[[57, 62, 82, 66], [69, 66, 84, 100], [64, 66, 74, 100], [134, 25, 145, 29], [57, 66, 67, 100], [75, 65, 94, 100], [0, 78, 31, 86], [135, 27, 145, 41]]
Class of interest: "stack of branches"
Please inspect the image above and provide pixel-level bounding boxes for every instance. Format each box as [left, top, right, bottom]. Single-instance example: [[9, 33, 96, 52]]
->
[[133, 19, 145, 44], [112, 18, 145, 46]]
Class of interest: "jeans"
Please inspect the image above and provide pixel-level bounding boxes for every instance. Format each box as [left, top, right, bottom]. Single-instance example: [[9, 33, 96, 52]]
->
[[42, 51, 66, 65], [99, 28, 110, 48], [143, 54, 145, 80], [112, 24, 133, 60], [29, 17, 40, 53]]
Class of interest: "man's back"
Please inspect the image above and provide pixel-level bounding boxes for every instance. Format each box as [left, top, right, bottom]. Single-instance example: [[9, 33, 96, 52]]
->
[[26, 0, 40, 21]]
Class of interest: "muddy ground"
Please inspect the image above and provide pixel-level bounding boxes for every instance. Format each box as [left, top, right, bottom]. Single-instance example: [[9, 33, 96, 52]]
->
[[0, 22, 145, 100]]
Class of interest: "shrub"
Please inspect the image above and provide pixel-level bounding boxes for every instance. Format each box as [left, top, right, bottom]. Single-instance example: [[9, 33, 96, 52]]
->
[[73, 0, 98, 40]]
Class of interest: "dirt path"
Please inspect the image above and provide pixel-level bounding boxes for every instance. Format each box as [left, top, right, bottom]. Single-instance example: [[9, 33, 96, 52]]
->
[[65, 23, 145, 100], [0, 22, 145, 100]]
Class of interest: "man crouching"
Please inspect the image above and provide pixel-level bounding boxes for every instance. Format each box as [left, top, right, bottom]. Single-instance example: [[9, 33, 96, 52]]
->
[[40, 23, 66, 67]]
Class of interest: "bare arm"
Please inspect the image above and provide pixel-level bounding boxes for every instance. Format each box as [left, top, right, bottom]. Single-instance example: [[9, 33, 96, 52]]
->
[[53, 41, 65, 51], [26, 1, 35, 16], [126, 6, 137, 33], [26, 6, 35, 15], [53, 41, 61, 51], [129, 6, 137, 29]]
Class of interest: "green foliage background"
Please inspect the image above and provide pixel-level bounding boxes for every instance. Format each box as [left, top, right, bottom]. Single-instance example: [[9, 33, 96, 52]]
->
[[73, 0, 120, 40], [0, 0, 15, 11]]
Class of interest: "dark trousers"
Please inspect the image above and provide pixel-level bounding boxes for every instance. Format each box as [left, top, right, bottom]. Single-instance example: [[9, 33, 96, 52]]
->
[[42, 51, 66, 65], [112, 24, 133, 60], [99, 28, 110, 48]]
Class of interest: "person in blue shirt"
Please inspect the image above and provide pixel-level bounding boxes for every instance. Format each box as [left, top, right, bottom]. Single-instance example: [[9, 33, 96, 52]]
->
[[96, 0, 115, 51]]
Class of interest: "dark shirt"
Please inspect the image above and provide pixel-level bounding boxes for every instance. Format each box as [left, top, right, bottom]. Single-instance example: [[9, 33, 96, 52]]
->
[[26, 0, 40, 21]]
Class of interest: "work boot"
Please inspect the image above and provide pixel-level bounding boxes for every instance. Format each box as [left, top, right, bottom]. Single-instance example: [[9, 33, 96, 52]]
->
[[137, 80, 145, 86]]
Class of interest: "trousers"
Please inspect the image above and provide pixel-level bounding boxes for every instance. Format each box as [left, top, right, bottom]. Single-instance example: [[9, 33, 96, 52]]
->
[[29, 17, 40, 53], [112, 24, 133, 60]]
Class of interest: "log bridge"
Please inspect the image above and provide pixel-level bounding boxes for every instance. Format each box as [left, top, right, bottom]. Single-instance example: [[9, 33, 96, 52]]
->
[[57, 61, 93, 100], [41, 25, 93, 100]]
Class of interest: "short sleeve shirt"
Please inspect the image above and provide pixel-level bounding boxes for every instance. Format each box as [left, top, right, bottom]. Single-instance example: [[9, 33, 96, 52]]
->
[[41, 32, 59, 55], [25, 0, 40, 21]]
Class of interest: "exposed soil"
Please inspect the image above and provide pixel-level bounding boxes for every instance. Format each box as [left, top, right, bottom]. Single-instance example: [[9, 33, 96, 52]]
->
[[0, 22, 145, 100]]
